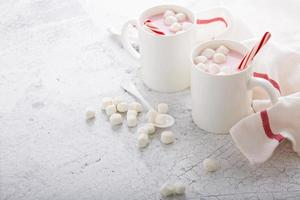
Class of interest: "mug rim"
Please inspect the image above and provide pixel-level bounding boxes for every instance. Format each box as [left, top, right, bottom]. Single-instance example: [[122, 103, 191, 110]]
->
[[191, 39, 251, 78], [137, 4, 196, 38]]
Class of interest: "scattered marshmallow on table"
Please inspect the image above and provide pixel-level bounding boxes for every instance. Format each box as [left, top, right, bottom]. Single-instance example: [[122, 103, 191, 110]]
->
[[164, 15, 177, 26], [208, 63, 220, 74], [138, 133, 149, 148], [129, 102, 143, 112], [163, 9, 175, 18], [194, 55, 207, 64], [146, 109, 157, 123], [155, 114, 168, 125], [85, 107, 96, 120], [105, 104, 116, 116], [203, 158, 219, 172], [170, 22, 182, 33], [109, 113, 123, 126], [201, 48, 215, 59], [137, 126, 149, 134], [127, 109, 138, 117], [196, 63, 208, 72], [144, 123, 155, 135], [160, 183, 175, 197], [116, 102, 128, 113], [157, 103, 168, 114], [102, 97, 112, 109], [112, 96, 123, 106], [174, 182, 186, 195], [175, 13, 186, 22], [216, 45, 229, 55], [127, 115, 138, 127], [213, 52, 227, 64], [160, 131, 175, 144]]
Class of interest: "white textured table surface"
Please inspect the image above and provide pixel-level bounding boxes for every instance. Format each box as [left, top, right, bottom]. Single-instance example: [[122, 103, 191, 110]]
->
[[1, 0, 300, 199]]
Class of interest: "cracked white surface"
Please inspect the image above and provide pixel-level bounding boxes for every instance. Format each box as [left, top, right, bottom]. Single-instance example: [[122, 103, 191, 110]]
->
[[1, 0, 300, 199]]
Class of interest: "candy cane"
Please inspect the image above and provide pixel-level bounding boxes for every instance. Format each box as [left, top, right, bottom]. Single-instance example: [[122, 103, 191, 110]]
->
[[238, 32, 271, 70], [144, 19, 165, 35], [197, 17, 228, 27]]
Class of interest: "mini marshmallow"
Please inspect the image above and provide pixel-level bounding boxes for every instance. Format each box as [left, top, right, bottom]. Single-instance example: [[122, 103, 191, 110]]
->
[[182, 22, 192, 30], [138, 133, 149, 148], [85, 107, 96, 120], [216, 45, 229, 55], [203, 158, 219, 172], [146, 109, 157, 123], [127, 109, 138, 117], [174, 182, 185, 195], [161, 131, 175, 144], [157, 103, 168, 114], [213, 52, 227, 64], [201, 48, 215, 59], [164, 15, 177, 26], [144, 123, 156, 135], [194, 55, 207, 64], [208, 63, 220, 74], [175, 13, 186, 22], [160, 183, 175, 197], [129, 102, 143, 112], [109, 113, 123, 126], [196, 63, 208, 72], [170, 22, 182, 33], [112, 96, 123, 106], [155, 114, 168, 125], [102, 97, 112, 109], [137, 126, 149, 134], [163, 9, 175, 18], [117, 102, 128, 113], [105, 104, 116, 116], [127, 115, 138, 127]]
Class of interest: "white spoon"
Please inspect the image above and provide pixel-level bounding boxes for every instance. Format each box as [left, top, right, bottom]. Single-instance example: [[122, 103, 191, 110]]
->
[[121, 79, 175, 128]]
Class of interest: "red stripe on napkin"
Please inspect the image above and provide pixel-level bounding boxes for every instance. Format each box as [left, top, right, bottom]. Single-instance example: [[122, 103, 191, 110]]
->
[[260, 110, 284, 142], [197, 17, 228, 27], [253, 72, 281, 93]]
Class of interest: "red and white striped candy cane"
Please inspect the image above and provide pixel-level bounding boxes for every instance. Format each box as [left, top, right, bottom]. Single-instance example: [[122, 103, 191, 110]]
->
[[238, 32, 271, 70], [197, 17, 228, 27], [143, 19, 165, 35]]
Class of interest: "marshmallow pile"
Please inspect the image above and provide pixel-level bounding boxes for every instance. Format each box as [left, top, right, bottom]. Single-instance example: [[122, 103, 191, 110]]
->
[[160, 182, 185, 197], [194, 45, 230, 75], [163, 9, 192, 33], [86, 98, 175, 149], [137, 103, 175, 148], [101, 96, 143, 127], [84, 96, 143, 126]]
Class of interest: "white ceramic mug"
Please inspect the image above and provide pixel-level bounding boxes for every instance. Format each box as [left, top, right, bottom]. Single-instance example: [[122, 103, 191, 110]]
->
[[121, 5, 232, 92], [191, 40, 280, 133]]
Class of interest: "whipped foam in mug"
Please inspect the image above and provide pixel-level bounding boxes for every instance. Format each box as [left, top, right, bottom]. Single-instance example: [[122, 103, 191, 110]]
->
[[194, 45, 244, 75], [143, 9, 192, 36]]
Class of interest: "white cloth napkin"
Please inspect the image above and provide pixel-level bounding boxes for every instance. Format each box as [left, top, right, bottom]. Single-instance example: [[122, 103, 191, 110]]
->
[[229, 39, 300, 164]]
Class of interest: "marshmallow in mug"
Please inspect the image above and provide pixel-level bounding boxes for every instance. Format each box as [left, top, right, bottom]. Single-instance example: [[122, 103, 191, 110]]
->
[[143, 9, 192, 35], [194, 45, 244, 75]]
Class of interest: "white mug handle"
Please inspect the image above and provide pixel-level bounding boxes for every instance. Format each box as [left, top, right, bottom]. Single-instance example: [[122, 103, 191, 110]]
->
[[195, 6, 232, 41], [247, 77, 280, 104], [121, 19, 140, 60]]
